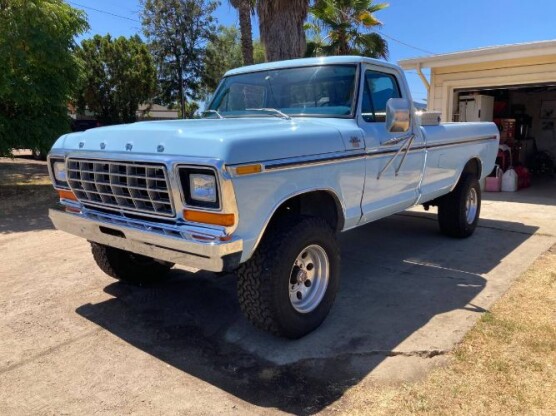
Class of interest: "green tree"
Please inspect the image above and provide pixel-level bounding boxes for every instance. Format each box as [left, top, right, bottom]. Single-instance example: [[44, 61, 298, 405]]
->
[[202, 26, 265, 96], [202, 26, 243, 95], [253, 40, 266, 64], [0, 0, 88, 156], [182, 102, 200, 119], [306, 0, 389, 58], [75, 35, 157, 125], [229, 0, 255, 65], [141, 0, 218, 119], [257, 0, 309, 62]]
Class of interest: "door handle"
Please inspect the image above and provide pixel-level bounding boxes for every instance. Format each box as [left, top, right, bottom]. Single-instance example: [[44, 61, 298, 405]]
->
[[381, 134, 412, 146]]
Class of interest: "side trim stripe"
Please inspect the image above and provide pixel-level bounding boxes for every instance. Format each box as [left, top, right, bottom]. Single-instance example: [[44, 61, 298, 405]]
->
[[425, 135, 498, 149], [265, 152, 365, 170], [232, 135, 497, 173]]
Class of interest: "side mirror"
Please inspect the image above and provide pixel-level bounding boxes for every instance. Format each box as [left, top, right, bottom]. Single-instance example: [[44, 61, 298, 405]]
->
[[385, 98, 411, 133]]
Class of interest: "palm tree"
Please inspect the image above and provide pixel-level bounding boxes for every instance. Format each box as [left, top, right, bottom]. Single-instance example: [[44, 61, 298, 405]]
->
[[257, 0, 310, 62], [229, 0, 255, 65], [307, 0, 389, 59]]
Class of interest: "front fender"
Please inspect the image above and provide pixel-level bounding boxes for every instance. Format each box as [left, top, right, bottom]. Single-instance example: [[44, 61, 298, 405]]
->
[[230, 157, 365, 262]]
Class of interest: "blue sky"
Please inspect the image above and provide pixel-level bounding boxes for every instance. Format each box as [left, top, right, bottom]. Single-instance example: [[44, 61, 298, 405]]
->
[[68, 0, 556, 102]]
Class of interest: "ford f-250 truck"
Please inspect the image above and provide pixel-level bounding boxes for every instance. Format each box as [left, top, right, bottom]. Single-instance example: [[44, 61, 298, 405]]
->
[[47, 56, 499, 338]]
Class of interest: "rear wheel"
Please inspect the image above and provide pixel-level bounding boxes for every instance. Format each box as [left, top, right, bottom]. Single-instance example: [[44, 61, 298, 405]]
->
[[236, 216, 340, 339], [438, 174, 481, 238], [91, 243, 174, 285]]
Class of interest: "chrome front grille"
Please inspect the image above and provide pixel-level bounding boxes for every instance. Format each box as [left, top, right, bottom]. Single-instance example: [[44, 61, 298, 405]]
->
[[66, 158, 175, 217]]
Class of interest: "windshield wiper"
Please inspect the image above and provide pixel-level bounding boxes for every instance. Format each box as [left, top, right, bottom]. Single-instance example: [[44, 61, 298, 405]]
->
[[201, 109, 224, 119], [245, 108, 291, 120]]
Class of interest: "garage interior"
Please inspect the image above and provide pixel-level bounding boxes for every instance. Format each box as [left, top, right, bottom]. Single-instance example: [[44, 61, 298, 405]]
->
[[453, 84, 556, 184], [399, 40, 556, 193]]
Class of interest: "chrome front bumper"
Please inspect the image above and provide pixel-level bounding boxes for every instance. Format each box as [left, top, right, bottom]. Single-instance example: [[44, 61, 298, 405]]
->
[[49, 207, 243, 272]]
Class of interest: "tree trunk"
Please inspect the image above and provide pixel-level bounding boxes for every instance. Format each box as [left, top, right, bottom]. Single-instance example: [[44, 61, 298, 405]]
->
[[257, 0, 309, 62], [238, 1, 254, 65], [176, 55, 186, 119], [338, 29, 349, 55]]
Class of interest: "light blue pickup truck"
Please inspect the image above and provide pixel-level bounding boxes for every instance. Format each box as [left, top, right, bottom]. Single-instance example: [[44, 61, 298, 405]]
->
[[48, 56, 499, 338]]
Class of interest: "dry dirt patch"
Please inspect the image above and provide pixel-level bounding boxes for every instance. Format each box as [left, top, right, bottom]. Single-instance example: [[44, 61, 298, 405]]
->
[[0, 156, 57, 233]]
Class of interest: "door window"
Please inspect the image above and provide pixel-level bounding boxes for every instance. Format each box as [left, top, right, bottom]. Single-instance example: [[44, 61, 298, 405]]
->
[[361, 71, 401, 122]]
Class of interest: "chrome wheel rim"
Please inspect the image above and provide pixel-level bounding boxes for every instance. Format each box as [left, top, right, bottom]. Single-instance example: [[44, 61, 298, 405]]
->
[[289, 244, 330, 314], [465, 187, 478, 224]]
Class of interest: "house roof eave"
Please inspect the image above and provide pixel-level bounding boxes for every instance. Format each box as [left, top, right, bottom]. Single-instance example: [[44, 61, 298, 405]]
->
[[399, 39, 556, 70]]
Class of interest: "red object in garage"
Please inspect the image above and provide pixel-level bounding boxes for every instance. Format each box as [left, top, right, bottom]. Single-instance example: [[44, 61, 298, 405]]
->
[[514, 165, 531, 189], [495, 118, 516, 144], [496, 145, 512, 171]]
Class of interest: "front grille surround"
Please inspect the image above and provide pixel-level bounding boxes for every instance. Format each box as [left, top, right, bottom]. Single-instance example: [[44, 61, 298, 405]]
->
[[66, 158, 175, 217]]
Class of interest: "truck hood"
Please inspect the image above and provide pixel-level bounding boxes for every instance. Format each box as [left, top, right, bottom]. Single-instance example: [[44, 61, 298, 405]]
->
[[54, 118, 351, 164]]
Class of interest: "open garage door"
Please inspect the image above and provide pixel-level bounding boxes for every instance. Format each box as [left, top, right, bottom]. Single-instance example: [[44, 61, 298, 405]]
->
[[452, 83, 556, 178]]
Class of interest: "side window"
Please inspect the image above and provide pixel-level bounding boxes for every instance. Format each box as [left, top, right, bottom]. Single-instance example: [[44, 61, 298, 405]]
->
[[361, 71, 401, 122]]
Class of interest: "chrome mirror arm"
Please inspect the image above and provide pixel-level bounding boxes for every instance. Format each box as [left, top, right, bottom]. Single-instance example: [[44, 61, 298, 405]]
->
[[377, 134, 415, 180], [395, 134, 415, 176]]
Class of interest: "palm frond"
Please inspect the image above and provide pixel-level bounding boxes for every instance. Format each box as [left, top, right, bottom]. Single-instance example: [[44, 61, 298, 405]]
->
[[357, 11, 382, 27], [358, 32, 388, 59], [306, 0, 389, 58]]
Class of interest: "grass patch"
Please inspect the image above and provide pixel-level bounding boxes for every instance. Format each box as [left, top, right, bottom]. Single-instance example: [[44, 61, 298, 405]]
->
[[338, 246, 556, 415]]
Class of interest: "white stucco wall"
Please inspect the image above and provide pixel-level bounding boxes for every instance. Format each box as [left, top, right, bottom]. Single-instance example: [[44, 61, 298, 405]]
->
[[427, 55, 556, 121]]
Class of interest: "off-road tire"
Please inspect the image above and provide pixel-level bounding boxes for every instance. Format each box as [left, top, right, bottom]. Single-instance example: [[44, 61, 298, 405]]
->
[[236, 216, 341, 339], [438, 174, 481, 238], [91, 243, 174, 285]]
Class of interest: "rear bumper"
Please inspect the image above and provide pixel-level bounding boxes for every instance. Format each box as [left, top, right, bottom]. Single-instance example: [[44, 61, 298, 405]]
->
[[48, 206, 243, 272]]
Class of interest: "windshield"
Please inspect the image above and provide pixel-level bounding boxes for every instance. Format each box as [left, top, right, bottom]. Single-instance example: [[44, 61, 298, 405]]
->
[[206, 65, 358, 118]]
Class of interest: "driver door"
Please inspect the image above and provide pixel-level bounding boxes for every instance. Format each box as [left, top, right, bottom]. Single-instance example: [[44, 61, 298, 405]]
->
[[358, 65, 426, 223]]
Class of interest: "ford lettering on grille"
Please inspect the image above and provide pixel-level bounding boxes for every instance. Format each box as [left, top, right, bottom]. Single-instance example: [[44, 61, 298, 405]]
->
[[66, 158, 175, 217]]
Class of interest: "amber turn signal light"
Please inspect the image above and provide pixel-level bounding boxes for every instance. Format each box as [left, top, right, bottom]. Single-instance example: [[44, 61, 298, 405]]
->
[[58, 189, 78, 201], [183, 210, 235, 227], [235, 164, 262, 175]]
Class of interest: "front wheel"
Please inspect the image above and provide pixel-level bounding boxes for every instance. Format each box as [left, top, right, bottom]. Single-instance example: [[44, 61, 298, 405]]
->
[[91, 243, 174, 285], [236, 216, 341, 339], [438, 174, 481, 238]]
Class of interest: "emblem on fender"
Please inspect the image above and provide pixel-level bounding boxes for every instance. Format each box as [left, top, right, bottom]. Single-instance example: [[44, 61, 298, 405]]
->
[[349, 136, 361, 148], [126, 143, 133, 151]]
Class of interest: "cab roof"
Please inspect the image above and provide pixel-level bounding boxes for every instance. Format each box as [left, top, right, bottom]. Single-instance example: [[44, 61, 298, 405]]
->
[[224, 56, 401, 77]]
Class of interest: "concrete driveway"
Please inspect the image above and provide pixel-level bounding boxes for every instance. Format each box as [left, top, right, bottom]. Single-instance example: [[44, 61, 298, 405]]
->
[[1, 158, 555, 415]]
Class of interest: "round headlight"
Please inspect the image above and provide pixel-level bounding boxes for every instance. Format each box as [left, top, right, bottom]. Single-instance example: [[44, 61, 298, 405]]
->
[[53, 161, 67, 182]]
